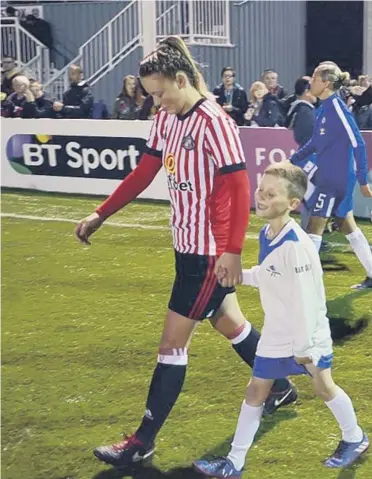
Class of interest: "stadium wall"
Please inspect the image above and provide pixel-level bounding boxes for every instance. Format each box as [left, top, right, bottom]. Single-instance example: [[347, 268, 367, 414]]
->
[[42, 1, 306, 112], [191, 0, 306, 94], [43, 0, 128, 68], [2, 119, 372, 219]]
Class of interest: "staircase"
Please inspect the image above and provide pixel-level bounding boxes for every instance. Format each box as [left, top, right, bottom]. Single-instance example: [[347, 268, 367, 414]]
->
[[43, 0, 231, 100], [1, 16, 50, 84]]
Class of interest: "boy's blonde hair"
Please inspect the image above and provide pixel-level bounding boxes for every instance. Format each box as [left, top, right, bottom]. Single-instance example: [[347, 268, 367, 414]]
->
[[264, 162, 308, 201]]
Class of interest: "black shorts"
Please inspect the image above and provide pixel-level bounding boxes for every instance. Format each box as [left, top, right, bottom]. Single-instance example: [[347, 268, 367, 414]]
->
[[168, 251, 235, 321]]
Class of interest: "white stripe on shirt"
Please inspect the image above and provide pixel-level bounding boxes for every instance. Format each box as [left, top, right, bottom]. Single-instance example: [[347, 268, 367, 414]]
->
[[332, 97, 357, 148]]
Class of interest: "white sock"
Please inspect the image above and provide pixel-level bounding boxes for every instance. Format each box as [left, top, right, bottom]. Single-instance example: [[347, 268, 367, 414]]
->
[[227, 401, 263, 470], [325, 387, 363, 443], [345, 228, 372, 278], [309, 233, 322, 253]]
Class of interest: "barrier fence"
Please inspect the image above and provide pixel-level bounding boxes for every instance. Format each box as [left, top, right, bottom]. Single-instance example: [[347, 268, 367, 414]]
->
[[2, 119, 372, 218]]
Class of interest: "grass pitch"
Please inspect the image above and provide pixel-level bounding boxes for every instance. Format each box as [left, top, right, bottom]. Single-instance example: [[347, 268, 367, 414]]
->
[[1, 190, 372, 479]]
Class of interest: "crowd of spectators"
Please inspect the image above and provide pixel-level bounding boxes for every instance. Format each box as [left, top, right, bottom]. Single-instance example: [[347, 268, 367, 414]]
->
[[1, 56, 372, 130]]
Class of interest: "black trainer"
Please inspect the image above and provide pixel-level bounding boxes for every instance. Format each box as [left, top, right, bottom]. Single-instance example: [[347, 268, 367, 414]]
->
[[351, 277, 372, 290], [264, 384, 298, 415], [93, 434, 155, 468]]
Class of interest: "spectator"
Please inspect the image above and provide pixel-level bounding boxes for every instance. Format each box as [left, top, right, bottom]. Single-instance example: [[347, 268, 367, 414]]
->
[[213, 67, 248, 126], [286, 77, 317, 145], [261, 69, 287, 100], [112, 75, 144, 120], [244, 81, 284, 127], [53, 65, 93, 119], [351, 75, 372, 109], [138, 95, 160, 120], [20, 12, 53, 54], [281, 75, 312, 116], [0, 92, 14, 118], [22, 81, 55, 119], [1, 56, 21, 96], [347, 76, 372, 130], [354, 104, 372, 130], [7, 75, 32, 117]]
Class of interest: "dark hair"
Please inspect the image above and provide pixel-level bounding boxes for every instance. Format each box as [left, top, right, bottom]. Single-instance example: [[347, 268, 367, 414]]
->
[[262, 69, 277, 76], [294, 77, 311, 96], [265, 162, 308, 201], [139, 36, 207, 96], [221, 67, 235, 77]]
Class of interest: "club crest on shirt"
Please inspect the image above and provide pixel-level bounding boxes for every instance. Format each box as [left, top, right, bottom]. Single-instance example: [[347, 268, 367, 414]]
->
[[181, 134, 195, 150], [322, 117, 326, 124]]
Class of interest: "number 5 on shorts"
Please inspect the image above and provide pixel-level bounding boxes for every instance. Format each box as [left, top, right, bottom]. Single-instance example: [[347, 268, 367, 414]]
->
[[315, 193, 326, 210], [314, 193, 335, 217]]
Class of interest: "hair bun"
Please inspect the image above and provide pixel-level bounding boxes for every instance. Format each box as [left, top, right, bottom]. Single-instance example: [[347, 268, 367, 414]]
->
[[340, 71, 350, 84]]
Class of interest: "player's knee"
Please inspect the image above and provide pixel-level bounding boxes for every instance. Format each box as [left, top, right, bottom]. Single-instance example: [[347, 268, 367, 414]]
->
[[312, 381, 337, 402], [245, 379, 270, 406], [213, 315, 249, 340]]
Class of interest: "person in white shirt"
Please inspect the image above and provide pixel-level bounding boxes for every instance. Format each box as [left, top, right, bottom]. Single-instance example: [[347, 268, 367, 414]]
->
[[194, 162, 369, 478]]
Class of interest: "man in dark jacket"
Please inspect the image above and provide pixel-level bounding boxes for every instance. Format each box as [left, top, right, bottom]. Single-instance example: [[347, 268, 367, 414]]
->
[[287, 77, 318, 231], [286, 77, 317, 146], [213, 67, 248, 125], [261, 69, 287, 100], [53, 65, 93, 119]]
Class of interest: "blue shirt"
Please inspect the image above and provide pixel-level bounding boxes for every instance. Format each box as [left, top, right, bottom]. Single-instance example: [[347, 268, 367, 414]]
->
[[290, 93, 368, 189]]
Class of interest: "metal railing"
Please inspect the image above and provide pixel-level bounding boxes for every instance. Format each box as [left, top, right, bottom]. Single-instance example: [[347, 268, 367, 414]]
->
[[156, 0, 231, 45], [44, 0, 141, 99], [1, 17, 50, 83], [43, 0, 231, 99]]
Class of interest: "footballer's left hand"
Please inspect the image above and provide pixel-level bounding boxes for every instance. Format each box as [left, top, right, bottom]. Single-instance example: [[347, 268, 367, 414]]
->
[[360, 184, 372, 198], [214, 253, 242, 287], [294, 356, 313, 365]]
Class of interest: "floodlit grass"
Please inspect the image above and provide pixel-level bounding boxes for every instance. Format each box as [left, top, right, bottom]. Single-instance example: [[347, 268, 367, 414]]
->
[[1, 191, 372, 479]]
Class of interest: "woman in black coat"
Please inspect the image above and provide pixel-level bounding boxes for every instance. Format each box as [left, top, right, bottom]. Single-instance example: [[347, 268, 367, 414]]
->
[[244, 81, 284, 127]]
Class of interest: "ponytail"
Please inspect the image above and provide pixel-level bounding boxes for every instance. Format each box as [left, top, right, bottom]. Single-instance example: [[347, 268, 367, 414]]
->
[[139, 35, 209, 97], [316, 62, 350, 91]]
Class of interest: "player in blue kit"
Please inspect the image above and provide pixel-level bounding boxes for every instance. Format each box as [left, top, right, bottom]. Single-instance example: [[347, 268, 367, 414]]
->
[[290, 62, 372, 289]]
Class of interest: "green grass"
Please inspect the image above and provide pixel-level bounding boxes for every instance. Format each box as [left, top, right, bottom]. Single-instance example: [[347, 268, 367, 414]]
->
[[1, 190, 372, 479]]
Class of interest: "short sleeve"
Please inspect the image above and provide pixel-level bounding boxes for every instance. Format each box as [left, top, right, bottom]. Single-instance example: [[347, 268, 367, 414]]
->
[[205, 113, 246, 173], [145, 109, 167, 158]]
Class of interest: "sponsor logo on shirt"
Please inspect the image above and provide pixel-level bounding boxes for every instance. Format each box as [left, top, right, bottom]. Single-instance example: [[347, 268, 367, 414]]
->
[[164, 153, 176, 175], [295, 264, 312, 274], [165, 152, 194, 192], [320, 128, 326, 135], [266, 265, 281, 277]]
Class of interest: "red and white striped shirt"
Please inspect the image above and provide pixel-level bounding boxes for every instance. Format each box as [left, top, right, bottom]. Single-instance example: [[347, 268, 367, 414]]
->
[[146, 98, 247, 256]]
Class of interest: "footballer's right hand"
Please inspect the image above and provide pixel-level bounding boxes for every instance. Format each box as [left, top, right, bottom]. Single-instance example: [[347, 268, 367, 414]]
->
[[74, 212, 104, 245], [360, 184, 372, 198]]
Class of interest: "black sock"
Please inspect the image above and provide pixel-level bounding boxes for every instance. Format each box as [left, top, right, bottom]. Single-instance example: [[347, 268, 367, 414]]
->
[[232, 324, 260, 367], [231, 323, 291, 392], [136, 362, 186, 446]]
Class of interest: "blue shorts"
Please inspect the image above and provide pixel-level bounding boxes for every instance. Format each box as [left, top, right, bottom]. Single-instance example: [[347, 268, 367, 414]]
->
[[307, 185, 355, 219], [253, 354, 334, 379]]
